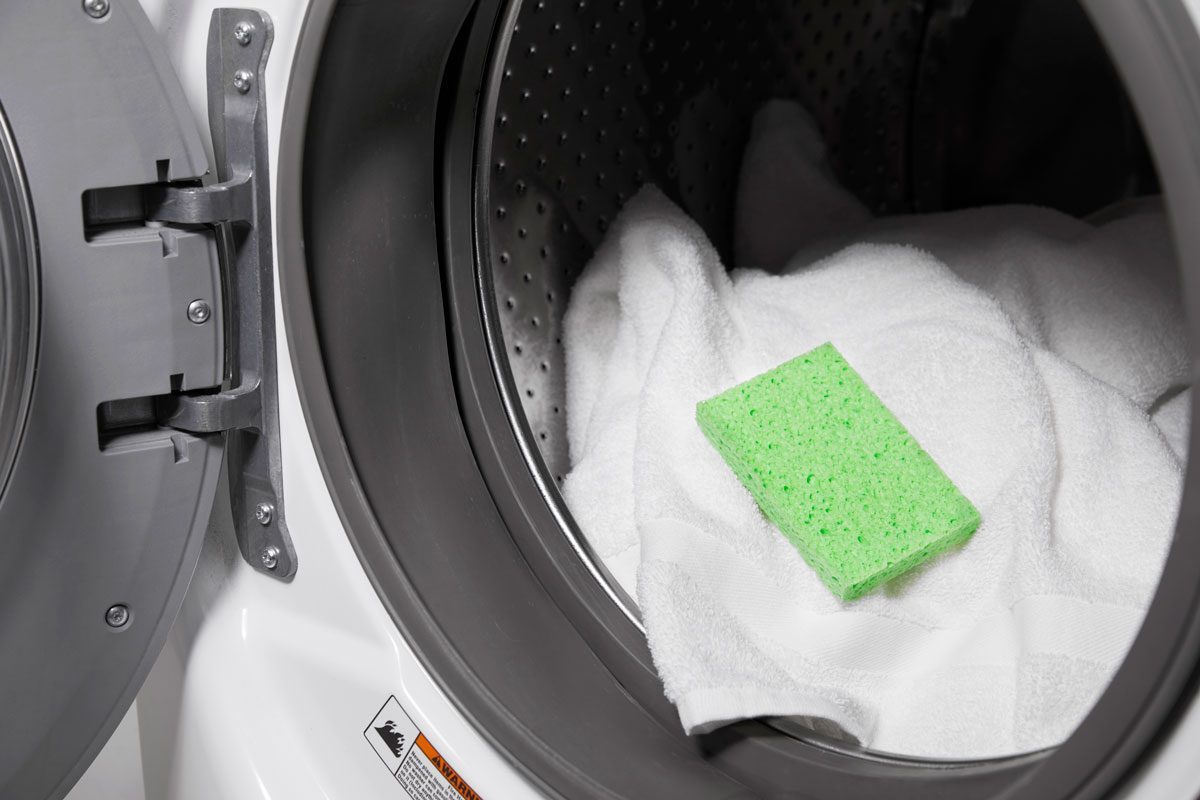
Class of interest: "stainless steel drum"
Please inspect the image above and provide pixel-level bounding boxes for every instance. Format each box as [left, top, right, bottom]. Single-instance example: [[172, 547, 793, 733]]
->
[[482, 0, 1152, 487]]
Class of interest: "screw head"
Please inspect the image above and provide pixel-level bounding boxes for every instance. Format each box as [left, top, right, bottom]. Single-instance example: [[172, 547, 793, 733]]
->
[[260, 546, 280, 570], [232, 69, 254, 94], [233, 21, 255, 46], [187, 299, 212, 325], [254, 502, 274, 526], [105, 604, 129, 628], [82, 0, 110, 19]]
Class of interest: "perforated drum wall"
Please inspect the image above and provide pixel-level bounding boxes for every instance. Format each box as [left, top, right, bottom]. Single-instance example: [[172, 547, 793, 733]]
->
[[486, 0, 926, 480]]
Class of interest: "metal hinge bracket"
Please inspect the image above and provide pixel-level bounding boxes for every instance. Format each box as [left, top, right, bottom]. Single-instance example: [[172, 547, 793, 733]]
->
[[148, 9, 295, 580]]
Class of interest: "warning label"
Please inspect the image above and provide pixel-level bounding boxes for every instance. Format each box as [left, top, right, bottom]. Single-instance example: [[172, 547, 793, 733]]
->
[[364, 696, 484, 800]]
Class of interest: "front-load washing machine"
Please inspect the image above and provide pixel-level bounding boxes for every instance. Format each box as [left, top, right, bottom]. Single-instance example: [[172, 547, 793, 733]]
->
[[3, 0, 1200, 798]]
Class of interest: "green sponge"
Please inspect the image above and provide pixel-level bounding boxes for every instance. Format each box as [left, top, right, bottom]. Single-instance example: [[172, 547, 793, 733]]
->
[[696, 343, 980, 601]]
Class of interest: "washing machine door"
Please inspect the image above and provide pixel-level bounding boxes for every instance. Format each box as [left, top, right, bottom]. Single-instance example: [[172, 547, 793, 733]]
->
[[0, 3, 288, 798]]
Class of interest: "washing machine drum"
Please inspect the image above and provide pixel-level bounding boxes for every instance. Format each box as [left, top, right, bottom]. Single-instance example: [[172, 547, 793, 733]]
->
[[296, 0, 1200, 797]]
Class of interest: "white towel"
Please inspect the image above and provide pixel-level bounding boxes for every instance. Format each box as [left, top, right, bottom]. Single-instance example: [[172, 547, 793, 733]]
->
[[561, 101, 1189, 758], [734, 100, 871, 273]]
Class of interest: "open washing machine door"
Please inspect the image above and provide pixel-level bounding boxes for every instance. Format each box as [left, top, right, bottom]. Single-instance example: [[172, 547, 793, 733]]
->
[[0, 4, 294, 798]]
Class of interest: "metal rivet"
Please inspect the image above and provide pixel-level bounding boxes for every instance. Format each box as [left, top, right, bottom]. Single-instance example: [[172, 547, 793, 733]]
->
[[232, 70, 254, 94], [82, 0, 110, 19], [105, 604, 129, 628], [233, 21, 255, 46], [260, 546, 280, 570], [187, 299, 211, 325], [254, 502, 273, 526]]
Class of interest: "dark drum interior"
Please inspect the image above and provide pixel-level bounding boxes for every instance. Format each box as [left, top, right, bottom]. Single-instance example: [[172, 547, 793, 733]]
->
[[475, 0, 1172, 771], [483, 0, 1158, 491]]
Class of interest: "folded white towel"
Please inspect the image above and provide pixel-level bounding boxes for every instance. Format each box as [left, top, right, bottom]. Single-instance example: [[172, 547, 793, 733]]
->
[[561, 102, 1188, 758]]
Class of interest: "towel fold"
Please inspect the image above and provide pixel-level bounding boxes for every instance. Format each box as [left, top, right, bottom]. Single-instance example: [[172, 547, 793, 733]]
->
[[562, 101, 1188, 758]]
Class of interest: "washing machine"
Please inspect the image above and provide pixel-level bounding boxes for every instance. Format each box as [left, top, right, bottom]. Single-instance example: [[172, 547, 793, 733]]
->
[[3, 0, 1200, 798]]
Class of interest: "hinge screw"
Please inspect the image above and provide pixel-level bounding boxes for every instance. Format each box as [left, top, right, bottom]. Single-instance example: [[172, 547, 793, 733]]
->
[[82, 0, 110, 19], [232, 69, 254, 94], [233, 21, 255, 46], [105, 604, 129, 628], [254, 502, 274, 526], [187, 299, 212, 325], [260, 546, 280, 571]]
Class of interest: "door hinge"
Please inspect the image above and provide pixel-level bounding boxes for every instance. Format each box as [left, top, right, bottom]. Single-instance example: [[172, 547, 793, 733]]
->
[[146, 9, 296, 581]]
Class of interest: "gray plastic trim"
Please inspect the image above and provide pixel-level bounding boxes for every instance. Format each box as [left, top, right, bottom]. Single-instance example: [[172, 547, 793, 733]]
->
[[0, 102, 36, 503], [0, 3, 224, 798]]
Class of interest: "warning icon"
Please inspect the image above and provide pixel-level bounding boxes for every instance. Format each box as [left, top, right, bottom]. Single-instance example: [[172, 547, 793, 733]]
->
[[364, 695, 488, 799], [364, 696, 419, 775], [375, 720, 406, 758]]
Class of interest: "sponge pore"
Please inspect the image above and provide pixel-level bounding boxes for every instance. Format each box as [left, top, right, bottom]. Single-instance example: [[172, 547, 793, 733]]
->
[[696, 343, 980, 601]]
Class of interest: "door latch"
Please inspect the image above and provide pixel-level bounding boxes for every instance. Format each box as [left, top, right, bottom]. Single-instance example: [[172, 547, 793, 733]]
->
[[147, 10, 296, 580]]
